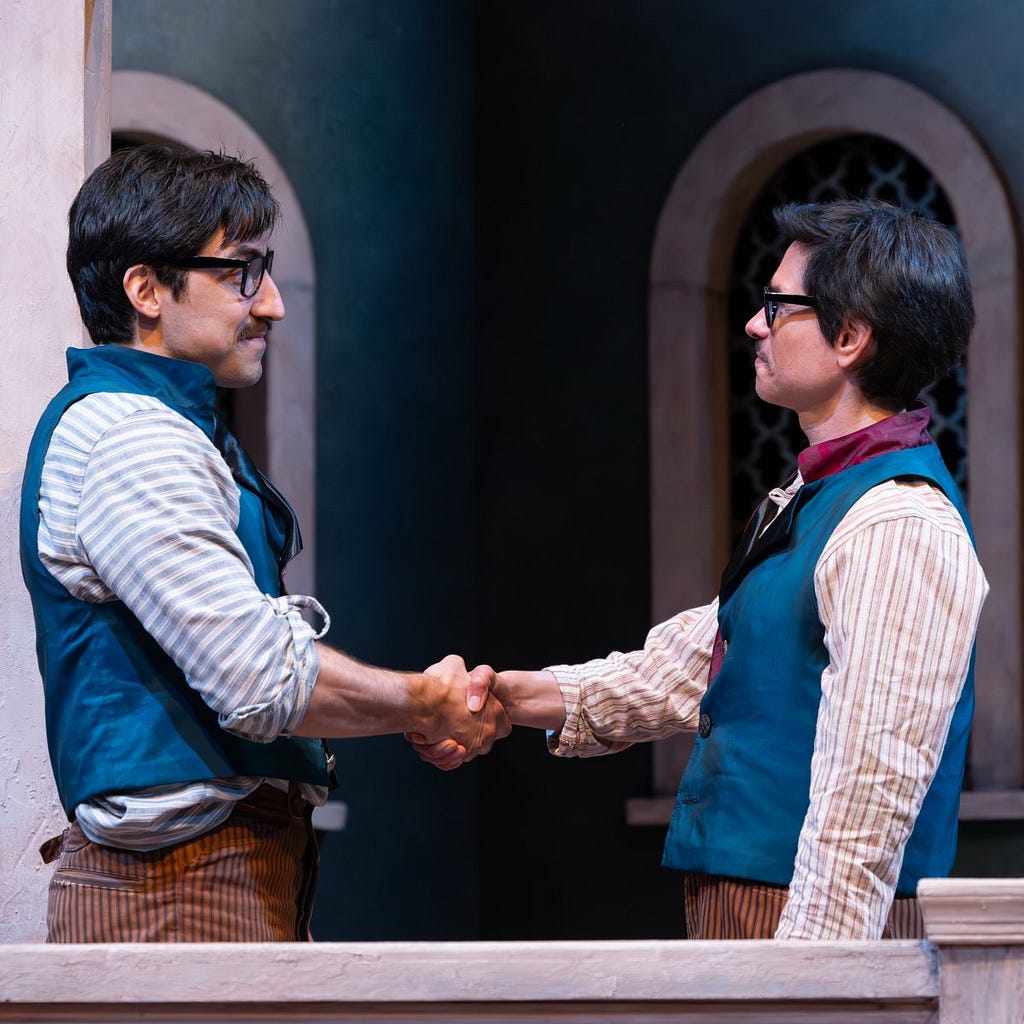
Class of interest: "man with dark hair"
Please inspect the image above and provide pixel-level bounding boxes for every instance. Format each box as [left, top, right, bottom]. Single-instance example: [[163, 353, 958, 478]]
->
[[415, 199, 988, 940], [771, 201, 973, 409], [22, 145, 508, 943]]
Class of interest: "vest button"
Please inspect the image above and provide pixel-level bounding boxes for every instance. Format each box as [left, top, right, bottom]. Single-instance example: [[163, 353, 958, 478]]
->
[[698, 713, 713, 738]]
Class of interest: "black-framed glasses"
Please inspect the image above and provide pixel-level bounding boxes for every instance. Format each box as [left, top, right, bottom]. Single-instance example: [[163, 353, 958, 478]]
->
[[763, 286, 817, 327], [154, 250, 274, 299]]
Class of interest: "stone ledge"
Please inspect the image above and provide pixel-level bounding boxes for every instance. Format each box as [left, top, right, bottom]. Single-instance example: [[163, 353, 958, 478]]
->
[[0, 940, 936, 1008]]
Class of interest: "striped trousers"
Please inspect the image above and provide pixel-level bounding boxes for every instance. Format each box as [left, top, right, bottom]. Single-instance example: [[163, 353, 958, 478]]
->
[[684, 872, 923, 939], [43, 783, 319, 943]]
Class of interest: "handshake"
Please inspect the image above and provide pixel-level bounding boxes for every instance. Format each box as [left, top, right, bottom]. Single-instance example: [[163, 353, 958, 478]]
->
[[405, 655, 512, 771], [404, 656, 566, 770], [298, 646, 564, 764]]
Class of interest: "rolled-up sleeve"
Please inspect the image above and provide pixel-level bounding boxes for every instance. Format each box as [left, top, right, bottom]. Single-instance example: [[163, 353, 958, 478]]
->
[[40, 401, 327, 742], [546, 601, 718, 757]]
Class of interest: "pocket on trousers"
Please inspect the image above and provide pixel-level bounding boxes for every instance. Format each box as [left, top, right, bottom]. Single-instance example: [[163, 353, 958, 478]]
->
[[51, 867, 147, 893], [51, 825, 148, 892]]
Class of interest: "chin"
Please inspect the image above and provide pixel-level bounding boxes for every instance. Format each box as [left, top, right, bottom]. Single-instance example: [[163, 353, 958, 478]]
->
[[754, 383, 785, 408], [217, 367, 263, 389]]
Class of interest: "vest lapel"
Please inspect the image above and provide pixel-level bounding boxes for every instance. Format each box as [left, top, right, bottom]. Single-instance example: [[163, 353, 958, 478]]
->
[[212, 415, 302, 568], [718, 474, 805, 605]]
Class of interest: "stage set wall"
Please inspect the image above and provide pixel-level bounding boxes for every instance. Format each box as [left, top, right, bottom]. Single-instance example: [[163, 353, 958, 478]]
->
[[112, 0, 479, 941], [110, 0, 1024, 943]]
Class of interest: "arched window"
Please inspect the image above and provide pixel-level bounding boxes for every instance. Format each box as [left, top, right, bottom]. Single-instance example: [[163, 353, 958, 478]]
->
[[111, 71, 319, 596], [634, 70, 1022, 823]]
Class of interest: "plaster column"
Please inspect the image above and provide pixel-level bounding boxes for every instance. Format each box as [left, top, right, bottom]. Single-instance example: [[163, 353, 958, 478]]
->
[[919, 877, 1024, 1024], [0, 0, 111, 942]]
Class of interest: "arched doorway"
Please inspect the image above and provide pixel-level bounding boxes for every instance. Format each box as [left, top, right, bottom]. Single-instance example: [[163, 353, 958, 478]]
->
[[111, 71, 319, 596]]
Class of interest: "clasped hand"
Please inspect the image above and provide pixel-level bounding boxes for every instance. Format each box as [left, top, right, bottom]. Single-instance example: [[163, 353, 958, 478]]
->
[[407, 656, 506, 770]]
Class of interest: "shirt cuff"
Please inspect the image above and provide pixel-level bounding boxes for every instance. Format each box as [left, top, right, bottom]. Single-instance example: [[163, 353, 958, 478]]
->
[[218, 593, 329, 740], [271, 594, 329, 735], [543, 662, 634, 758]]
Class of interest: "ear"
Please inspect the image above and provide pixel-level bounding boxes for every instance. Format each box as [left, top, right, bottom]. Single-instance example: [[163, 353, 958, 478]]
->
[[834, 317, 876, 370], [122, 264, 164, 321]]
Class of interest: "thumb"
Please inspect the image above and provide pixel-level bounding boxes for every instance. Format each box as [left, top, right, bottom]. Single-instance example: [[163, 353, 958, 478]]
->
[[466, 664, 495, 712]]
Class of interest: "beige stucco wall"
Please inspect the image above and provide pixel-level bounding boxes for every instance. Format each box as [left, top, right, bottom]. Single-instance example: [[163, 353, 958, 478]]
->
[[0, 0, 112, 942]]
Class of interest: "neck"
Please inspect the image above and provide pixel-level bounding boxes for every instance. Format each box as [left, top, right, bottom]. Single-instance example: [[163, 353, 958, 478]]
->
[[798, 390, 901, 447], [128, 322, 168, 358]]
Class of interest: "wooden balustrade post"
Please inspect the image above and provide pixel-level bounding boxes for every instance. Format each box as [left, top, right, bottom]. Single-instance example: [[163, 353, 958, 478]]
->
[[919, 877, 1024, 1024]]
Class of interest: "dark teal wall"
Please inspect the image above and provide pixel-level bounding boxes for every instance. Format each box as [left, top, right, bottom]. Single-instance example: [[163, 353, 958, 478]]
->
[[113, 0, 480, 940], [112, 0, 1024, 941]]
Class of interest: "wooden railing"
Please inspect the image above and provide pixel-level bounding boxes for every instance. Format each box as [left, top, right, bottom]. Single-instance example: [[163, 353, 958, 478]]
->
[[2, 879, 1021, 1023]]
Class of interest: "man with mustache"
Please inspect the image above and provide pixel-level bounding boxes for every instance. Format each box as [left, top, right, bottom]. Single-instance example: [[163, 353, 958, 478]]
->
[[417, 199, 988, 941], [21, 145, 508, 943]]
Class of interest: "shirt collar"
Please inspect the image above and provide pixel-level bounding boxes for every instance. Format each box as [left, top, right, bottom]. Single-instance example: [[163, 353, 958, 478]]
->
[[797, 406, 933, 484], [66, 345, 218, 438]]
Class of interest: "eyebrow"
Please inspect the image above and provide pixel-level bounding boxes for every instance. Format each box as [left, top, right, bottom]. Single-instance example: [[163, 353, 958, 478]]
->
[[222, 242, 266, 260]]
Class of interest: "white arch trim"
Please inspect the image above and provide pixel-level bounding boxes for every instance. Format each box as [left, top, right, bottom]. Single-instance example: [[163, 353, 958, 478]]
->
[[111, 71, 317, 596], [649, 69, 1021, 791]]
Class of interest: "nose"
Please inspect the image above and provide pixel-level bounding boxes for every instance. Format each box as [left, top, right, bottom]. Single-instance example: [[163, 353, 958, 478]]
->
[[746, 306, 768, 340], [252, 271, 286, 321]]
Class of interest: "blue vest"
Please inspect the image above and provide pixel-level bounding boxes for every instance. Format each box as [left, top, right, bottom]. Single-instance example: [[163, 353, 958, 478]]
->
[[662, 444, 975, 895], [20, 345, 330, 815]]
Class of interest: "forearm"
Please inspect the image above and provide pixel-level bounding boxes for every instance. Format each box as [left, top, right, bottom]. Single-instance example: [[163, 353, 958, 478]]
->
[[292, 642, 430, 738], [545, 602, 717, 757], [409, 606, 717, 769], [494, 669, 566, 730]]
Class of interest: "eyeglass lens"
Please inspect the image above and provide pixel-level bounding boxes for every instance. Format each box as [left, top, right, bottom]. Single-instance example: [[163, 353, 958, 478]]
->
[[243, 251, 273, 298]]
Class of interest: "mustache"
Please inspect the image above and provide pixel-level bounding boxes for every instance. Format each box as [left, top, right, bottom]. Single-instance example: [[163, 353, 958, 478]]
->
[[239, 318, 273, 340]]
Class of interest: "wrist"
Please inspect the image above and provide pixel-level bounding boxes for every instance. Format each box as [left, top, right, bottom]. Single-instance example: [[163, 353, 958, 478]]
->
[[405, 671, 440, 737], [498, 669, 565, 730]]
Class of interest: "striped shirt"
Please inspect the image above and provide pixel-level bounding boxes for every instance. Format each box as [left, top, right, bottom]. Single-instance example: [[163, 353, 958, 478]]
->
[[37, 391, 328, 851], [547, 472, 988, 940]]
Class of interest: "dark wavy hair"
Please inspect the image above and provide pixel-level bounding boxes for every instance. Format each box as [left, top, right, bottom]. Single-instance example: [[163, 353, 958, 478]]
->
[[773, 199, 975, 408], [67, 145, 280, 344]]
